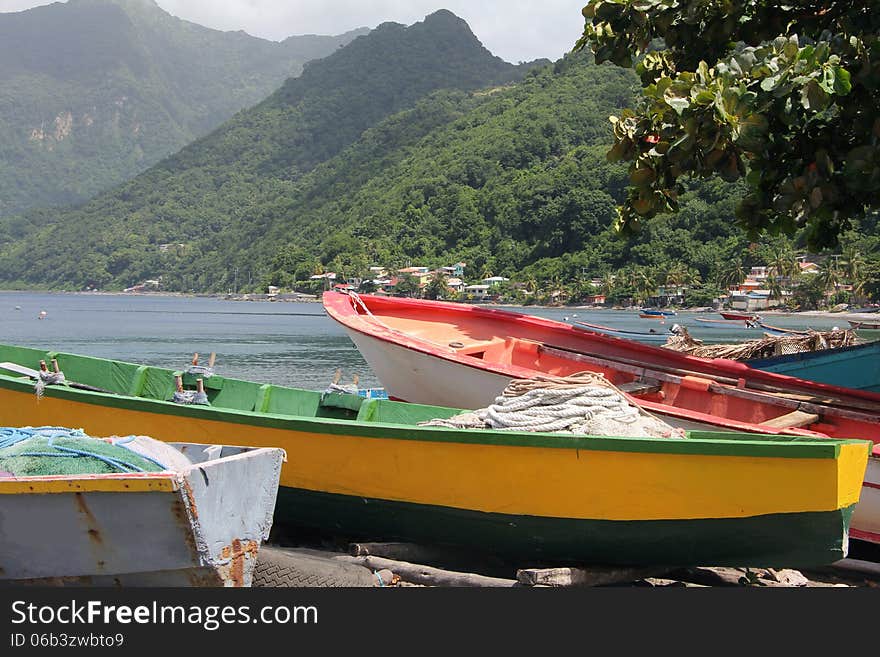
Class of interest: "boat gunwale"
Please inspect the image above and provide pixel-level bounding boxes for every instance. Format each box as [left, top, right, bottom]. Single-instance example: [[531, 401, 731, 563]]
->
[[323, 292, 880, 405], [0, 353, 869, 461], [0, 471, 179, 494], [323, 293, 880, 441]]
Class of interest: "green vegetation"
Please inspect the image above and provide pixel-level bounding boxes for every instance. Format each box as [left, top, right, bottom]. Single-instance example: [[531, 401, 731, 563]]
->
[[575, 0, 880, 250], [0, 0, 367, 216], [2, 7, 879, 310]]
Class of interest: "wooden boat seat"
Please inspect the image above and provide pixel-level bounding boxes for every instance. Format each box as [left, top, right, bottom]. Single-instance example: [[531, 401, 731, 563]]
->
[[617, 379, 663, 397], [761, 410, 821, 430]]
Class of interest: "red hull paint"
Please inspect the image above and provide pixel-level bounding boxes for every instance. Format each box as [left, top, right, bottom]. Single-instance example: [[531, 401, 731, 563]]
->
[[850, 528, 880, 543], [720, 312, 757, 321], [323, 292, 880, 447]]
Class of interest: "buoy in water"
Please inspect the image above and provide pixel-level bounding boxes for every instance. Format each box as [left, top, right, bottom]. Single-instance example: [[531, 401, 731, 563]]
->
[[38, 311, 47, 320]]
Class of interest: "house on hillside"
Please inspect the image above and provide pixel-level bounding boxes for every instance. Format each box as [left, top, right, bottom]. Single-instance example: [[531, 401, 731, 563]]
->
[[482, 276, 510, 287], [398, 266, 433, 286], [464, 284, 491, 300], [441, 262, 467, 278]]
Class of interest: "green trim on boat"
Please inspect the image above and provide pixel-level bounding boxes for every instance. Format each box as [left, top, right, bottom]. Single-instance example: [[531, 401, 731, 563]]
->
[[0, 343, 867, 459]]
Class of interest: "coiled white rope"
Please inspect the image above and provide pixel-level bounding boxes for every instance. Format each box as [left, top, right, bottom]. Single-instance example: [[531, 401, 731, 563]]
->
[[421, 372, 684, 439], [480, 385, 641, 433]]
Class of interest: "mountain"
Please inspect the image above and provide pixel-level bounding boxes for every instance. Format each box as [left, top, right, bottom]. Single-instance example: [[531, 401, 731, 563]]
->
[[0, 0, 367, 216], [0, 44, 751, 294], [0, 9, 542, 290]]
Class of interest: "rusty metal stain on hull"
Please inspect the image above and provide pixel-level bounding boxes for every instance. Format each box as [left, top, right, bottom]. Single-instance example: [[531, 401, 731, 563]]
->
[[218, 539, 260, 587], [73, 492, 103, 545]]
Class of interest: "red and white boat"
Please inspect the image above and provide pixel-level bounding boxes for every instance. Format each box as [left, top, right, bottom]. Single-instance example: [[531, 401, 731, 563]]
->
[[720, 311, 759, 321], [324, 292, 880, 542]]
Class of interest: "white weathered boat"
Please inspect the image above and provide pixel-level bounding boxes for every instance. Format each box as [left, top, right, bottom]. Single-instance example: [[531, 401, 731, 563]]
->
[[0, 434, 285, 586]]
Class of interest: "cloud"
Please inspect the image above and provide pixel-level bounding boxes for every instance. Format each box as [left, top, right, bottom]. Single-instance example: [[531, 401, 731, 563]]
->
[[0, 0, 587, 63]]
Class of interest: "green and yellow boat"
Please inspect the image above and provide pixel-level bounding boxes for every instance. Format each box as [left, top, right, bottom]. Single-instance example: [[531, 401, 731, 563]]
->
[[0, 343, 871, 567]]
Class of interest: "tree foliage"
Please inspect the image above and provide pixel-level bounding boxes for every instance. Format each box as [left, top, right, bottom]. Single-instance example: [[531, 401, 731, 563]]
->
[[575, 0, 880, 249]]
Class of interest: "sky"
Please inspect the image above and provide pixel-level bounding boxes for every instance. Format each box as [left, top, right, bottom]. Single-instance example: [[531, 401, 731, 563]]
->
[[0, 0, 587, 63]]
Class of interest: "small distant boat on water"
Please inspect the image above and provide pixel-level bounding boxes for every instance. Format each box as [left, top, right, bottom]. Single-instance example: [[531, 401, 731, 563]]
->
[[694, 317, 758, 329], [758, 321, 811, 336], [0, 427, 284, 586], [720, 311, 759, 321], [573, 321, 673, 343], [849, 320, 880, 330], [640, 308, 676, 317]]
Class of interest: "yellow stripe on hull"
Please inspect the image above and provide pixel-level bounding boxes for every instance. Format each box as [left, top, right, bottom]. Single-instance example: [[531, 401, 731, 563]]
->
[[0, 388, 865, 521], [0, 476, 177, 495]]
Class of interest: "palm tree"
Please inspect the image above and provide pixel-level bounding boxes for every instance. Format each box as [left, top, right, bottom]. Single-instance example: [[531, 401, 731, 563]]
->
[[768, 246, 799, 282], [423, 272, 451, 300], [664, 262, 689, 287], [633, 267, 656, 305], [842, 247, 866, 302], [767, 276, 785, 305], [816, 258, 841, 304], [716, 257, 745, 291], [599, 272, 616, 297]]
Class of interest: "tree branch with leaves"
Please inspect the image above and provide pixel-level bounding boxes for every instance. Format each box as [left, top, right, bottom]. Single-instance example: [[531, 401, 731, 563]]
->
[[575, 1, 880, 249]]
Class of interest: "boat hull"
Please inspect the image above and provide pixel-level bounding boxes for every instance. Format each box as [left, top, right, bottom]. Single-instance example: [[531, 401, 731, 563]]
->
[[0, 443, 284, 586], [338, 315, 875, 437], [850, 321, 880, 330], [851, 457, 880, 544], [274, 487, 855, 567], [574, 322, 671, 343], [0, 380, 868, 566], [750, 341, 880, 393]]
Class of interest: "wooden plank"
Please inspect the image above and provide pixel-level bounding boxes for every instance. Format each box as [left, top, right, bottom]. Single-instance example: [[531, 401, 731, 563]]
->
[[539, 343, 880, 414], [335, 554, 518, 587], [0, 362, 39, 378], [517, 566, 668, 587], [540, 344, 876, 424], [761, 410, 822, 429], [617, 380, 662, 396]]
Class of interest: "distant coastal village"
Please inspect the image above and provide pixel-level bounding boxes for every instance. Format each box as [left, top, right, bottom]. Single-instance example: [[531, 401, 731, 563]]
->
[[123, 252, 874, 313]]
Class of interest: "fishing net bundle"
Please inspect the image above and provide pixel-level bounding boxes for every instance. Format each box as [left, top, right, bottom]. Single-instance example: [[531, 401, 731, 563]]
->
[[663, 326, 860, 361], [419, 372, 684, 439], [0, 427, 191, 477]]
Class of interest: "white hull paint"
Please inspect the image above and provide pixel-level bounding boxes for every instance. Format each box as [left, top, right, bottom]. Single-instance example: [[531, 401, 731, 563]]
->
[[852, 456, 880, 543], [347, 328, 767, 432], [346, 327, 880, 543], [0, 444, 284, 585]]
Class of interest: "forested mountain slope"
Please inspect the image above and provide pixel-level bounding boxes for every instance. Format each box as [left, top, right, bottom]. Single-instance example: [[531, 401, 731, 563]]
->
[[0, 0, 367, 216], [0, 9, 542, 289]]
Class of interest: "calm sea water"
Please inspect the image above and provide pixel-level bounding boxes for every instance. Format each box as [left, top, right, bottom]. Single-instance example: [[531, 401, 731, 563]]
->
[[0, 292, 858, 391]]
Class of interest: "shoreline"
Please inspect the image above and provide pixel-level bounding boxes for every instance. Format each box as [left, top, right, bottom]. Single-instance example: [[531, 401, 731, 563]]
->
[[3, 289, 878, 322]]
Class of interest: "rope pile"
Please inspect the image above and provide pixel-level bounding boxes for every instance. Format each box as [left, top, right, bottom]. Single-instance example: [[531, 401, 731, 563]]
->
[[419, 372, 684, 439], [663, 326, 861, 361], [34, 370, 65, 400], [172, 389, 210, 405]]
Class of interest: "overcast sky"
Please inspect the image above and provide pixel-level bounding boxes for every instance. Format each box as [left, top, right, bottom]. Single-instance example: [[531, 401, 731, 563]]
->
[[0, 0, 587, 63]]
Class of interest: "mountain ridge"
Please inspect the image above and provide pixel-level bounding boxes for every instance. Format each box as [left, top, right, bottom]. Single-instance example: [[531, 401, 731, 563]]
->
[[0, 0, 368, 216]]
